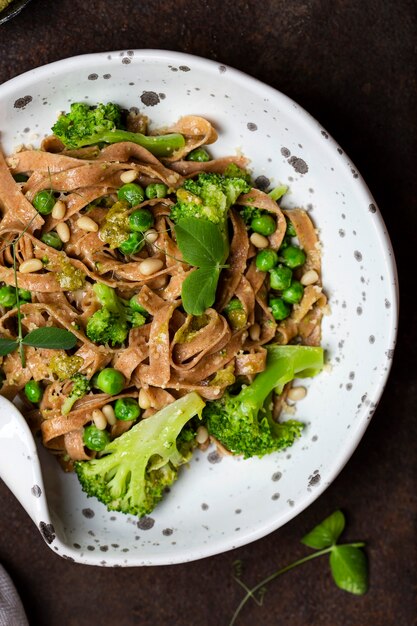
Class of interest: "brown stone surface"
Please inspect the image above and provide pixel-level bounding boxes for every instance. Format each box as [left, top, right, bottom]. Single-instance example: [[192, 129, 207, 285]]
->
[[0, 1, 416, 625]]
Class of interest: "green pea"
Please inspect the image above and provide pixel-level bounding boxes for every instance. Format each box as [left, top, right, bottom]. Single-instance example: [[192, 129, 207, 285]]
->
[[83, 425, 110, 451], [269, 297, 291, 321], [286, 220, 297, 237], [251, 215, 276, 236], [228, 309, 247, 330], [114, 398, 140, 421], [96, 368, 125, 395], [119, 232, 144, 256], [129, 295, 148, 316], [186, 148, 210, 162], [117, 183, 145, 206], [224, 298, 243, 314], [90, 372, 100, 389], [280, 245, 306, 269], [145, 183, 168, 199], [13, 173, 29, 183], [255, 249, 278, 272], [24, 380, 43, 403], [269, 265, 293, 291], [282, 281, 304, 304], [0, 285, 17, 308], [279, 235, 292, 250], [18, 289, 32, 302], [33, 190, 55, 215], [129, 208, 154, 233], [41, 231, 63, 250]]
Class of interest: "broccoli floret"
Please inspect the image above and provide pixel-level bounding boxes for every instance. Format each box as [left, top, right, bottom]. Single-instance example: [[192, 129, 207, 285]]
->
[[239, 205, 263, 225], [170, 172, 251, 229], [52, 102, 185, 157], [75, 392, 206, 517], [61, 373, 91, 415], [86, 283, 145, 346], [223, 163, 252, 184], [204, 345, 324, 459]]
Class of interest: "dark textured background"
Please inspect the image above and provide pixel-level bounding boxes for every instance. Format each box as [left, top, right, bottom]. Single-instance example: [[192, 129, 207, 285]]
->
[[0, 1, 416, 625]]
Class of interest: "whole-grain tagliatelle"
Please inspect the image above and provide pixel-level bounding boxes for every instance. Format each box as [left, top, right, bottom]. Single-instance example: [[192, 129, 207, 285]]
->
[[0, 105, 327, 514]]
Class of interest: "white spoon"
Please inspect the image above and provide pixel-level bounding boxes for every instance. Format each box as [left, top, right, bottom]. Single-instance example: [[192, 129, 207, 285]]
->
[[0, 396, 52, 534]]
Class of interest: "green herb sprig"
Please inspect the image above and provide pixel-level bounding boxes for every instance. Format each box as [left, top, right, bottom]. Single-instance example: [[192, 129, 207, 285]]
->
[[174, 217, 228, 315], [0, 225, 77, 366], [230, 510, 368, 625]]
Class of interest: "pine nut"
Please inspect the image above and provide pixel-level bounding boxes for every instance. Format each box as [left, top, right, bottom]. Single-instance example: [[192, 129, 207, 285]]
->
[[249, 322, 261, 341], [250, 233, 269, 248], [138, 388, 151, 410], [19, 259, 43, 273], [92, 409, 107, 430], [139, 258, 164, 276], [102, 404, 117, 426], [301, 270, 319, 286], [77, 216, 98, 232], [144, 229, 158, 243], [56, 222, 70, 243], [120, 169, 137, 184], [196, 425, 209, 445], [287, 386, 307, 401], [52, 200, 66, 220]]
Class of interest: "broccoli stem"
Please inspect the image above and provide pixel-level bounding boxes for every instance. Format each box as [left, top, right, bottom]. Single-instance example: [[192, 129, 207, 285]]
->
[[76, 130, 185, 157], [239, 345, 324, 405]]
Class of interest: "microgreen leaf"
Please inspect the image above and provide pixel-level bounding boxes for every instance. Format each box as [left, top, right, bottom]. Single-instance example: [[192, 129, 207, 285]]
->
[[22, 327, 78, 350], [0, 337, 19, 357], [301, 510, 345, 549], [174, 218, 227, 267], [329, 545, 368, 595], [181, 267, 220, 316]]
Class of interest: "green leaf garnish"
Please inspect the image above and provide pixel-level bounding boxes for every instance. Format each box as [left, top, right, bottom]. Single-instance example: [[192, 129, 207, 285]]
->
[[22, 327, 78, 350], [181, 267, 220, 316], [301, 509, 345, 549], [174, 217, 227, 267], [229, 510, 368, 625], [174, 217, 228, 315], [0, 337, 19, 357], [330, 545, 368, 595]]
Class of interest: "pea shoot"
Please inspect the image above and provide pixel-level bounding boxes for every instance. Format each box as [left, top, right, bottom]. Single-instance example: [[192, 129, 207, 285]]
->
[[114, 398, 141, 421], [117, 183, 145, 206], [83, 425, 110, 451], [33, 190, 55, 215], [145, 183, 168, 199]]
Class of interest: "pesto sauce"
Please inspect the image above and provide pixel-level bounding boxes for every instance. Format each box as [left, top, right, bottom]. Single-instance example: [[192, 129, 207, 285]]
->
[[99, 200, 130, 248]]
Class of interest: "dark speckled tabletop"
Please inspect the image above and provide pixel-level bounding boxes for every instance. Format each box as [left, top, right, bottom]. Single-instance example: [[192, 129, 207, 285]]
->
[[0, 1, 416, 625]]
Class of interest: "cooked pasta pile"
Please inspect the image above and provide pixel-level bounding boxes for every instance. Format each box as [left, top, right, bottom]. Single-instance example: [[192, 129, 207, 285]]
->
[[0, 110, 326, 475]]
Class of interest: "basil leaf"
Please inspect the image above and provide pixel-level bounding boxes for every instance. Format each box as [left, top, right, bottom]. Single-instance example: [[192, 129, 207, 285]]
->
[[22, 327, 78, 350], [301, 510, 345, 549], [181, 267, 220, 315], [330, 545, 368, 595], [0, 337, 18, 357], [174, 218, 226, 267]]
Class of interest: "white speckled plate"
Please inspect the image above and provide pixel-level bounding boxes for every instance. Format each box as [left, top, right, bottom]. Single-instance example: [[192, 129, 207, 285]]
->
[[0, 50, 398, 566]]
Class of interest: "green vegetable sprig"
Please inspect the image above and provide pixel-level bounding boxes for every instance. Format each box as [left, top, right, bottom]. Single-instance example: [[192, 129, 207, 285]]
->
[[230, 510, 368, 625], [0, 224, 77, 366], [174, 217, 228, 315]]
